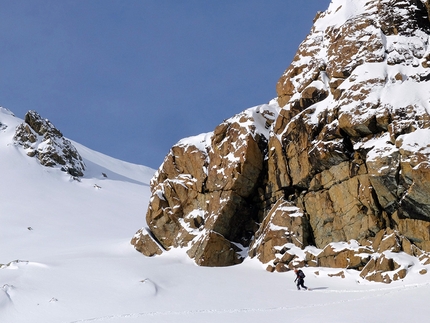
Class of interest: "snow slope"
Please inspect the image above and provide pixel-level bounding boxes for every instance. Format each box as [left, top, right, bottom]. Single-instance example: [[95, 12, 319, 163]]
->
[[1, 107, 430, 323]]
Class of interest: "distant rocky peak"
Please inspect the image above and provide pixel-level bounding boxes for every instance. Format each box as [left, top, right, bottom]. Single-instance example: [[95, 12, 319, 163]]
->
[[24, 110, 63, 138], [14, 110, 85, 177]]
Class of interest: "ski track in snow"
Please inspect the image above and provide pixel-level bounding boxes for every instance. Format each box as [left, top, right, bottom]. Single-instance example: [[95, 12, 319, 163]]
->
[[68, 282, 429, 322]]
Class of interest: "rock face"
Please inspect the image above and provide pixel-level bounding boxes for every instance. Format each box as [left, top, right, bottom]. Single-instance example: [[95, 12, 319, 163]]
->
[[133, 105, 277, 266], [132, 0, 430, 282], [14, 110, 85, 177]]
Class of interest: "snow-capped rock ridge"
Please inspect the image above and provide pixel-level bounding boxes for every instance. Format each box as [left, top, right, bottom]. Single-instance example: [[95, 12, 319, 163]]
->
[[175, 102, 280, 152], [13, 110, 85, 177], [0, 107, 155, 184], [133, 0, 430, 283]]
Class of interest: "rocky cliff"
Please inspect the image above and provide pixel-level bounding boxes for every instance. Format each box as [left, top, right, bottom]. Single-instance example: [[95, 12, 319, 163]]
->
[[132, 0, 430, 283]]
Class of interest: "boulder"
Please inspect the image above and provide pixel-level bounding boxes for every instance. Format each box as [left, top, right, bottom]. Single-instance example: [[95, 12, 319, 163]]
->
[[359, 253, 404, 283], [328, 271, 346, 278], [317, 242, 372, 270], [376, 231, 402, 253], [131, 228, 163, 257], [186, 231, 243, 267]]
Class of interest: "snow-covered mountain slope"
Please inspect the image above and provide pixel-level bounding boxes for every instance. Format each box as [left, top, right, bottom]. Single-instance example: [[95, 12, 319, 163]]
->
[[0, 107, 153, 260], [1, 107, 430, 323], [3, 0, 430, 321], [0, 104, 430, 323]]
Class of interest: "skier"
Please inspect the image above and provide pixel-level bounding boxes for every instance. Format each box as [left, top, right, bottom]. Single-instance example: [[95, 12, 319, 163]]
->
[[294, 268, 308, 290]]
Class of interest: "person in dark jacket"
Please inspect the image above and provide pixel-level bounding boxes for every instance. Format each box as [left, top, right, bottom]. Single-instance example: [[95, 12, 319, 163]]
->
[[294, 268, 308, 290]]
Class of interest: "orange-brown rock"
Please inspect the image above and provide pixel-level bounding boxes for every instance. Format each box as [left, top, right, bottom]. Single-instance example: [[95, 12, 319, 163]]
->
[[133, 0, 430, 282], [318, 243, 372, 270], [328, 271, 346, 278], [359, 253, 404, 283], [304, 175, 384, 247], [248, 199, 310, 264], [132, 104, 278, 265], [131, 229, 163, 257], [187, 231, 242, 267], [392, 211, 430, 251]]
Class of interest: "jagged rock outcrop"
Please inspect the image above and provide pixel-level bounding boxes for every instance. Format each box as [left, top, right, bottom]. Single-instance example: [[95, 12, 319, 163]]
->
[[13, 110, 85, 177], [133, 104, 278, 266], [132, 0, 430, 282]]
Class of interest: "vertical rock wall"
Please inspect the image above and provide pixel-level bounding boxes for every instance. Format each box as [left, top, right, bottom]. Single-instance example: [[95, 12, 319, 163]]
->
[[132, 0, 430, 282]]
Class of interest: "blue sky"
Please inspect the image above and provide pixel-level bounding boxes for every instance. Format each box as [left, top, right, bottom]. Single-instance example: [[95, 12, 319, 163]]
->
[[1, 0, 331, 169]]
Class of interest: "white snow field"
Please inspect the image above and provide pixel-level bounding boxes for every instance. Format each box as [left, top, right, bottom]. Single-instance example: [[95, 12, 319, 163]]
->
[[1, 107, 430, 323]]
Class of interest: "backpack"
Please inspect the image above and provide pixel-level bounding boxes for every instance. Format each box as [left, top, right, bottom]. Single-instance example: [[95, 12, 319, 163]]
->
[[298, 270, 305, 278]]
